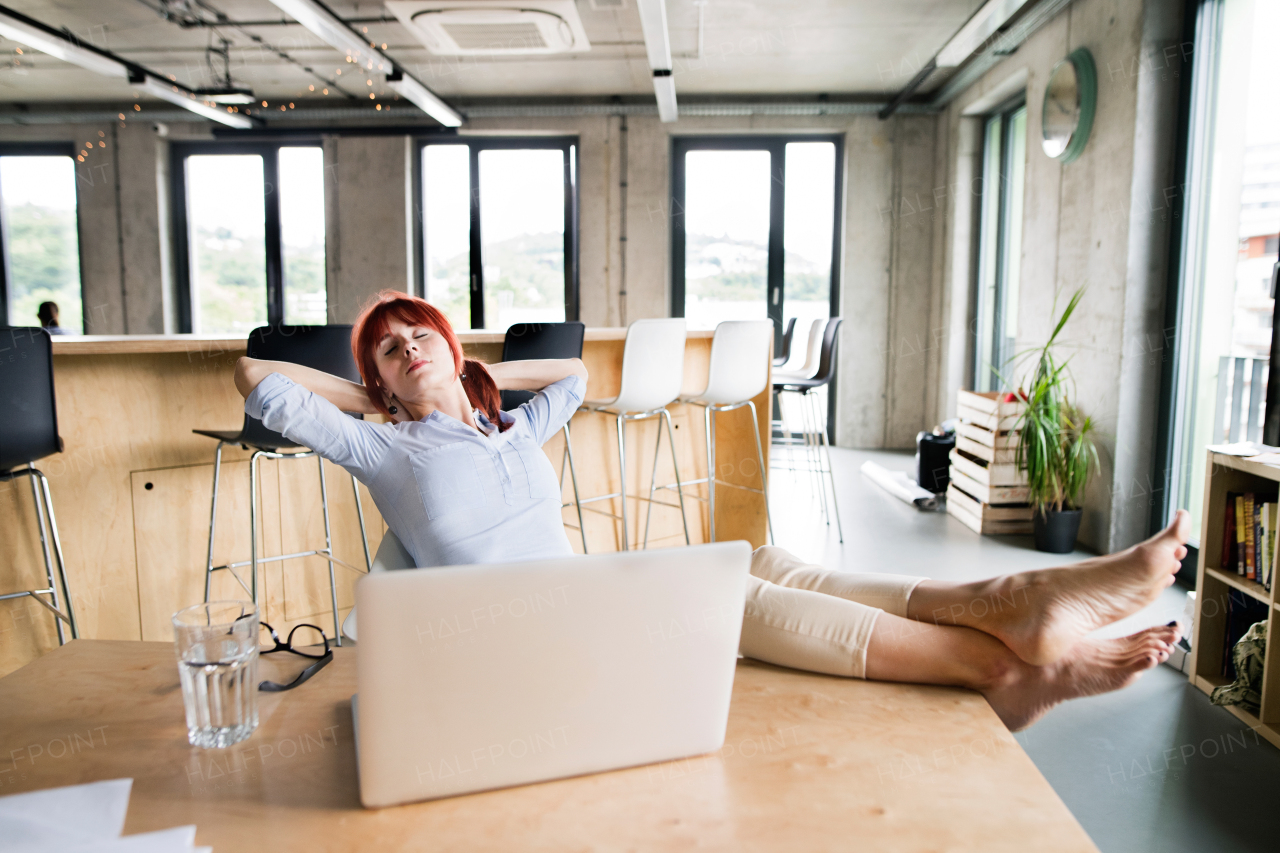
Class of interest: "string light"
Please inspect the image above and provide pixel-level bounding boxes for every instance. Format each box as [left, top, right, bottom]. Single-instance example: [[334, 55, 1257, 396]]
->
[[381, 43, 387, 49], [261, 100, 268, 106], [117, 112, 125, 120], [289, 102, 294, 108], [98, 130, 104, 137], [368, 92, 374, 99], [376, 103, 381, 110], [14, 47, 21, 54], [98, 141, 105, 147], [308, 84, 314, 91], [322, 88, 329, 95], [133, 104, 140, 111], [76, 155, 84, 162], [366, 78, 372, 86], [362, 26, 368, 33]]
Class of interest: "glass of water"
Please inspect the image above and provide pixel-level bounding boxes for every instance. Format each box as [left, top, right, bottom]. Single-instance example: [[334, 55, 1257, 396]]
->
[[173, 601, 260, 748]]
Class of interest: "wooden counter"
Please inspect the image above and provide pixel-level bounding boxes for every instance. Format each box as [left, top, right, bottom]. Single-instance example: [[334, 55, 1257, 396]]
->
[[1, 331, 768, 676], [0, 641, 1098, 852]]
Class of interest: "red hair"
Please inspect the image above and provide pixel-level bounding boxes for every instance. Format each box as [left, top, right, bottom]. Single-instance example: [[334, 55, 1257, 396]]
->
[[351, 291, 509, 432]]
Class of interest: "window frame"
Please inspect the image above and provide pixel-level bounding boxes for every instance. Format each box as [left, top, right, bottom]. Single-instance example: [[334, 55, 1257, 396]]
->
[[170, 140, 325, 333], [0, 142, 83, 329], [669, 134, 845, 351], [972, 97, 1027, 392], [416, 135, 580, 330]]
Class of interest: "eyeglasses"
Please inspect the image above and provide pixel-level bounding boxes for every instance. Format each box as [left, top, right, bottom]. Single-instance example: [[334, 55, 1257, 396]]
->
[[258, 622, 333, 692]]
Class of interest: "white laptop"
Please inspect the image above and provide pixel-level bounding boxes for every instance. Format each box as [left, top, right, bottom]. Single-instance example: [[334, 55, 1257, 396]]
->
[[352, 541, 751, 808]]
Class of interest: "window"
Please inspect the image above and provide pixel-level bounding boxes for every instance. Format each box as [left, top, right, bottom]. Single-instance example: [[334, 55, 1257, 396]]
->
[[420, 138, 578, 331], [973, 100, 1027, 392], [172, 143, 327, 334], [0, 146, 83, 332], [670, 136, 842, 351], [1161, 0, 1280, 539]]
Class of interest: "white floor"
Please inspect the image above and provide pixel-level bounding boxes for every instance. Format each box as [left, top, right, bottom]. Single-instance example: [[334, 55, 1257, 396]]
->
[[767, 445, 1188, 636], [771, 446, 1280, 853]]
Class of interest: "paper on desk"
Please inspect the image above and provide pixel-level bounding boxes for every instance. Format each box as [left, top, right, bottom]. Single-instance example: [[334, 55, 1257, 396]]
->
[[860, 460, 942, 511], [0, 778, 132, 848], [0, 780, 208, 853]]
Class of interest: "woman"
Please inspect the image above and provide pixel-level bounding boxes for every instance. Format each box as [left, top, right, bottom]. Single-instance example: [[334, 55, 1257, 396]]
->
[[235, 292, 1188, 731]]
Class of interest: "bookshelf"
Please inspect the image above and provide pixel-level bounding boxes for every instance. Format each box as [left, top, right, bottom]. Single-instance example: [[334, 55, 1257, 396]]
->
[[1188, 451, 1280, 749]]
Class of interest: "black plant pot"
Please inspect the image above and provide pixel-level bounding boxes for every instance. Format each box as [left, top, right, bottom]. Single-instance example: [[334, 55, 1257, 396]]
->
[[1034, 507, 1083, 553]]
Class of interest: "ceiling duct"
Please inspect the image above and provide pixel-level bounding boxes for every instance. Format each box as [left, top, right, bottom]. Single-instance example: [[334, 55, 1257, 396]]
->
[[385, 1, 590, 55]]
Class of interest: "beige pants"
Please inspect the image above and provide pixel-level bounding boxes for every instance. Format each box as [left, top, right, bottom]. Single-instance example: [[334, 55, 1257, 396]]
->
[[742, 546, 924, 679]]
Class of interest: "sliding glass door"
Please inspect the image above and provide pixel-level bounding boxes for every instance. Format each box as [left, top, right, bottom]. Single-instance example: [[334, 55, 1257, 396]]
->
[[1160, 0, 1280, 540], [671, 136, 842, 354], [421, 138, 578, 332]]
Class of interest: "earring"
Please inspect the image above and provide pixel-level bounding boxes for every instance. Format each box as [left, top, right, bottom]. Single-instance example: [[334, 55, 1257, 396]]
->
[[388, 405, 398, 415]]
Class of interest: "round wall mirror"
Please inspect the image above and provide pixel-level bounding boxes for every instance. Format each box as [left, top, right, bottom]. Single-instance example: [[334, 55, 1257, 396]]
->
[[1041, 48, 1096, 164]]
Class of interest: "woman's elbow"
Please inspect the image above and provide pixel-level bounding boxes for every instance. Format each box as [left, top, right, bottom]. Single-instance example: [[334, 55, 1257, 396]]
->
[[570, 358, 588, 382], [234, 357, 260, 399]]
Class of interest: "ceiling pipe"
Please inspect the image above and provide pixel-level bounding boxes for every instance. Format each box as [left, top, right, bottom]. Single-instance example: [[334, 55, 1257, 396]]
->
[[266, 0, 462, 126], [878, 0, 1034, 119]]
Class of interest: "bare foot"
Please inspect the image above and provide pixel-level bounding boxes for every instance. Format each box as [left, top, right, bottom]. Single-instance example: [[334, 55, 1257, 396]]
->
[[981, 624, 1179, 731], [949, 510, 1189, 665]]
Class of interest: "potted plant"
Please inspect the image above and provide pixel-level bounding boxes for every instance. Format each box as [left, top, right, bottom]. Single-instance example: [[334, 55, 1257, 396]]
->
[[1010, 289, 1100, 553]]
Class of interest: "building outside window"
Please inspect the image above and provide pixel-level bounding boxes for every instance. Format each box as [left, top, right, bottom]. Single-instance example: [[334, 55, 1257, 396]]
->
[[0, 148, 83, 332], [420, 138, 578, 332], [172, 144, 327, 334], [973, 100, 1027, 393], [1164, 0, 1280, 538]]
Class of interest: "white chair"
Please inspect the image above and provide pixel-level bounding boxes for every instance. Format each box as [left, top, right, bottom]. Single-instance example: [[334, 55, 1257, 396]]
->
[[653, 321, 774, 545], [774, 318, 824, 379], [574, 318, 691, 551], [341, 531, 414, 642]]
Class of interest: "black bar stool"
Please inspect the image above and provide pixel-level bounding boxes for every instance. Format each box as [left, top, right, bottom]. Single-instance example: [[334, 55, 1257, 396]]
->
[[0, 327, 77, 643], [500, 321, 588, 553], [194, 325, 372, 644], [772, 317, 797, 367], [771, 317, 844, 542]]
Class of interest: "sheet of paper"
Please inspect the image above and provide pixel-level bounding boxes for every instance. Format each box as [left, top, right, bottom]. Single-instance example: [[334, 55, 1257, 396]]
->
[[62, 825, 200, 853], [0, 778, 132, 848], [860, 460, 941, 510]]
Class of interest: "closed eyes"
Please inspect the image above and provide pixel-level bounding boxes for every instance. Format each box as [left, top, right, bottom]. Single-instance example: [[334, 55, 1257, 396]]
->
[[384, 332, 428, 356]]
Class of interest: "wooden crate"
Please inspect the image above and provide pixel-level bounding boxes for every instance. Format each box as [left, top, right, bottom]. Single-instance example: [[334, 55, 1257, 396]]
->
[[956, 434, 1017, 465], [949, 448, 1027, 487], [948, 468, 1030, 505], [1187, 451, 1280, 750], [956, 390, 1024, 433], [946, 485, 1034, 535]]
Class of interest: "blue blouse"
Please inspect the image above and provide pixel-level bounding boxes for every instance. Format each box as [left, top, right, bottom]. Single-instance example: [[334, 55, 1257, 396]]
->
[[244, 372, 585, 569]]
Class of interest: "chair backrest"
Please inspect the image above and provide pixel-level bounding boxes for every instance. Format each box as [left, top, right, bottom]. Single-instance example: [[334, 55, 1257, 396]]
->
[[699, 320, 774, 405], [0, 327, 60, 472], [810, 317, 843, 384], [612, 318, 687, 413], [773, 317, 797, 366], [500, 322, 586, 411], [793, 318, 825, 376], [240, 325, 360, 448]]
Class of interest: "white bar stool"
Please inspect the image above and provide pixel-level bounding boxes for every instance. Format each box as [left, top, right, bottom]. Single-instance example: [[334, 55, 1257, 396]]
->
[[575, 318, 691, 551], [654, 320, 774, 545]]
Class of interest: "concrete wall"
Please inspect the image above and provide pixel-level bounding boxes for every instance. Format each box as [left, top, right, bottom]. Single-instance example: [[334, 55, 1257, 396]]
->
[[930, 0, 1186, 552]]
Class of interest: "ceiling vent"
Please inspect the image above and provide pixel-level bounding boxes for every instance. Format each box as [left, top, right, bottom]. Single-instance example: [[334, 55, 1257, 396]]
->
[[385, 1, 591, 55]]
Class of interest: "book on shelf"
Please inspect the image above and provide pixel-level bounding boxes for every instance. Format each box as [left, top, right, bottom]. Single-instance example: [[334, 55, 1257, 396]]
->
[[1245, 494, 1256, 580], [1222, 495, 1236, 575], [1236, 495, 1247, 576], [1218, 492, 1277, 587]]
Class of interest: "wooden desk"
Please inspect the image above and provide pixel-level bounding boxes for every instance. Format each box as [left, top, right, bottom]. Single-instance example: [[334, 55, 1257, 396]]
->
[[0, 641, 1096, 852], [0, 330, 770, 676]]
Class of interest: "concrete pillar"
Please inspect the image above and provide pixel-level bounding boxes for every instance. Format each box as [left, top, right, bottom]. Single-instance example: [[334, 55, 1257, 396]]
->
[[323, 135, 414, 323]]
